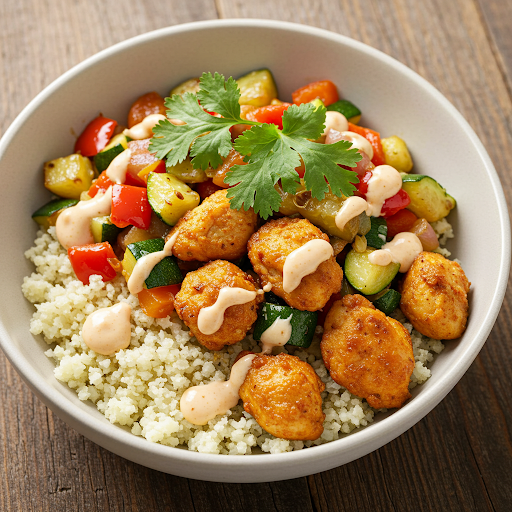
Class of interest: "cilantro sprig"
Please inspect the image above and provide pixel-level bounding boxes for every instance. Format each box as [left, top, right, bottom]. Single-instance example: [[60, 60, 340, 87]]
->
[[150, 72, 362, 219]]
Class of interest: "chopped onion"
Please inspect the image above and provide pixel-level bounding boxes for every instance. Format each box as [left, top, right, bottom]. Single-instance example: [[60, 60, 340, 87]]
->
[[410, 218, 439, 251]]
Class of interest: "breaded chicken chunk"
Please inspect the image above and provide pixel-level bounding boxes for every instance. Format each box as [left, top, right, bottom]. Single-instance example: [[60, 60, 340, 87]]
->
[[168, 189, 257, 261], [174, 260, 262, 351], [321, 294, 414, 409], [248, 217, 342, 311], [400, 251, 470, 339], [239, 353, 325, 440]]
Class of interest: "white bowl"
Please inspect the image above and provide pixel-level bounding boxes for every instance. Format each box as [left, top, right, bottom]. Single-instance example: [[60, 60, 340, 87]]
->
[[0, 19, 509, 483]]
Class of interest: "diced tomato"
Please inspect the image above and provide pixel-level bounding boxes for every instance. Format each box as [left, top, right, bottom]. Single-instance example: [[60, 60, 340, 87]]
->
[[196, 179, 223, 200], [355, 170, 373, 196], [111, 184, 152, 229], [385, 209, 419, 239], [347, 122, 386, 166], [74, 116, 117, 157], [317, 292, 342, 326], [292, 80, 339, 106], [212, 148, 246, 188], [138, 284, 180, 318], [88, 171, 114, 198], [380, 189, 411, 218], [68, 242, 118, 284], [245, 104, 291, 130]]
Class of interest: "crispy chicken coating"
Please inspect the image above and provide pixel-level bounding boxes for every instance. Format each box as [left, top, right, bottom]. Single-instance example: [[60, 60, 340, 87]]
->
[[321, 294, 414, 409], [174, 260, 262, 351], [168, 189, 258, 262], [239, 353, 325, 440], [400, 251, 470, 339], [248, 217, 342, 311]]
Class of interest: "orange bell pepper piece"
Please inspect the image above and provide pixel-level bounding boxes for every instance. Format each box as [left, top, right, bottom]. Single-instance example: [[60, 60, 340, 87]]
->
[[292, 80, 339, 106], [138, 284, 181, 318], [347, 122, 386, 166]]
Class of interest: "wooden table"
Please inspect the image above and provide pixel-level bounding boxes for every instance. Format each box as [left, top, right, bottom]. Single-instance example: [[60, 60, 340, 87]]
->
[[1, 1, 511, 510]]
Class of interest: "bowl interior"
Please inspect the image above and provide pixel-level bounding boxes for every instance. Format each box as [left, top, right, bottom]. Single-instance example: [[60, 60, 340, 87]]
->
[[0, 20, 509, 482]]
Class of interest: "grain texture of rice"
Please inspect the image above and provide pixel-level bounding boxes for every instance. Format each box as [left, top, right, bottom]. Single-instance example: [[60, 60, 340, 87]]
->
[[22, 226, 445, 454]]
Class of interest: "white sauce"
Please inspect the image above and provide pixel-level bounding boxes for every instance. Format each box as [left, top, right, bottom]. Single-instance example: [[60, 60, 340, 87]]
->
[[338, 131, 374, 159], [369, 232, 423, 272], [180, 354, 256, 425], [262, 282, 272, 292], [322, 111, 348, 137], [260, 315, 293, 354], [82, 302, 132, 355], [123, 114, 167, 140], [106, 148, 132, 184], [127, 231, 179, 295], [55, 187, 113, 249], [335, 196, 368, 231], [282, 239, 334, 293], [365, 165, 403, 217], [197, 287, 258, 335]]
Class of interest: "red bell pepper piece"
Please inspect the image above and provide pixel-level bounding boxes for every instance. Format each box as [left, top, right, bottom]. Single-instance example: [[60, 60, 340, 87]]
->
[[380, 189, 411, 218], [348, 122, 386, 166], [385, 209, 418, 239], [196, 179, 223, 200], [356, 170, 410, 217], [88, 171, 114, 198], [292, 80, 339, 106], [68, 242, 118, 284], [111, 184, 151, 229], [74, 116, 117, 157], [245, 104, 291, 130]]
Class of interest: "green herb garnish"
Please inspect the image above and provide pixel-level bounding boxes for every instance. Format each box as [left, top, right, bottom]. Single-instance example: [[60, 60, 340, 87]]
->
[[150, 72, 361, 219]]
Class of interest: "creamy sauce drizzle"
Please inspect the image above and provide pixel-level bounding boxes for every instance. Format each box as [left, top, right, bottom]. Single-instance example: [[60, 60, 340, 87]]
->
[[123, 114, 167, 140], [106, 148, 132, 184], [127, 231, 179, 295], [335, 196, 368, 231], [369, 232, 423, 272], [197, 287, 258, 335], [82, 302, 132, 355], [322, 111, 348, 137], [180, 354, 256, 425], [260, 315, 293, 354], [365, 165, 403, 217], [339, 131, 374, 159], [55, 187, 113, 249], [282, 239, 333, 293], [262, 282, 272, 292]]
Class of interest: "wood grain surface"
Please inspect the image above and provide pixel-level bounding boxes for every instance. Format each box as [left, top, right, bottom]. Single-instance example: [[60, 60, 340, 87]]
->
[[1, 0, 511, 510]]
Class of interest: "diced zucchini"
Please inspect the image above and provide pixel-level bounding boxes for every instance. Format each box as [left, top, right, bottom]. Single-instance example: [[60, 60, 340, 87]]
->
[[401, 174, 456, 222], [236, 69, 278, 107], [365, 217, 388, 249], [146, 173, 200, 226], [381, 136, 413, 172], [122, 238, 182, 289], [253, 303, 318, 348], [44, 154, 94, 199], [32, 198, 78, 229], [327, 100, 362, 124], [344, 248, 400, 295], [166, 156, 208, 183], [91, 216, 122, 244], [93, 134, 130, 173], [170, 77, 201, 97], [372, 289, 401, 316]]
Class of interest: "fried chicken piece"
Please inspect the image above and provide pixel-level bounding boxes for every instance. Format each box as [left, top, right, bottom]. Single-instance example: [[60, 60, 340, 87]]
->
[[168, 189, 258, 262], [174, 260, 262, 351], [321, 294, 414, 409], [248, 217, 342, 311], [400, 251, 470, 339], [239, 353, 325, 440]]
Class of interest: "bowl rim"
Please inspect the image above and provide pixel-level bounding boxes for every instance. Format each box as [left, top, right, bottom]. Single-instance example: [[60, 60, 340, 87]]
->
[[1, 18, 510, 477]]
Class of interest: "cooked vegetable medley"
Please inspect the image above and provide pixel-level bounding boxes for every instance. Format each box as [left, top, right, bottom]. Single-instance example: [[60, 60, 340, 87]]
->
[[24, 69, 470, 450]]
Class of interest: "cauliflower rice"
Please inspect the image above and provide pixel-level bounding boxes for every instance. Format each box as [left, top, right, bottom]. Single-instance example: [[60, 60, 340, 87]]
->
[[22, 226, 445, 455]]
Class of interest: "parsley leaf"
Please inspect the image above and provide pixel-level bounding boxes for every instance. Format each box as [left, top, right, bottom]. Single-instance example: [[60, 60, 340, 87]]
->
[[149, 72, 362, 219]]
